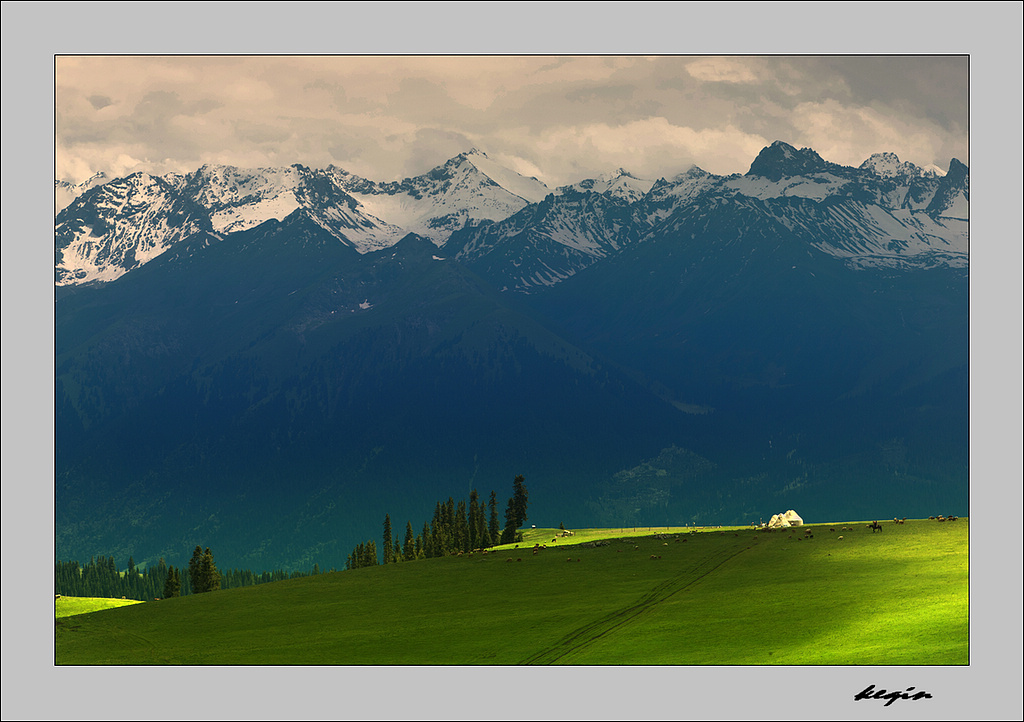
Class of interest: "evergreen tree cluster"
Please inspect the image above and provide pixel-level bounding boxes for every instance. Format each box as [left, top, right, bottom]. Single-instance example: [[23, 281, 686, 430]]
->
[[344, 540, 379, 570], [55, 549, 327, 601], [188, 546, 222, 594], [345, 476, 529, 567], [55, 477, 530, 594]]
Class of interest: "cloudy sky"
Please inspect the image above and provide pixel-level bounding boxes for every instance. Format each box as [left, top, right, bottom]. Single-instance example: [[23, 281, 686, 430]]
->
[[55, 54, 968, 187]]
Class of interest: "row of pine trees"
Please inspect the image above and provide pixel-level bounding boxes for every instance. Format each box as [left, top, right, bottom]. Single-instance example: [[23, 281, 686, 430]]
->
[[55, 546, 327, 602], [55, 476, 530, 596], [346, 475, 529, 569]]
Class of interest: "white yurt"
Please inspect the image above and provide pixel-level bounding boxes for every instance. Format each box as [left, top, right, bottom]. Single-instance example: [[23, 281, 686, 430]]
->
[[768, 510, 803, 528]]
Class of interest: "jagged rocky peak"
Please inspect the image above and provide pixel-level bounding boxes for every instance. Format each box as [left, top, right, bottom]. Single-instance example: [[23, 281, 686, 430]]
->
[[859, 152, 929, 180], [944, 158, 969, 182], [746, 141, 828, 181]]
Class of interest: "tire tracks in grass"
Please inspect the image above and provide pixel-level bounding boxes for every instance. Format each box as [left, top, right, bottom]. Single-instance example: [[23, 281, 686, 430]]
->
[[519, 542, 749, 665]]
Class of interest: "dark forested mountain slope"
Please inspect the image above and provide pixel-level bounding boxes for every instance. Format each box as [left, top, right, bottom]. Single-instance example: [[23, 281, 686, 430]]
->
[[54, 143, 968, 570]]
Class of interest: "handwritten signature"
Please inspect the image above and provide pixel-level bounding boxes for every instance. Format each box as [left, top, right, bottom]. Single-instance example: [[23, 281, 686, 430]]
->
[[854, 684, 933, 707]]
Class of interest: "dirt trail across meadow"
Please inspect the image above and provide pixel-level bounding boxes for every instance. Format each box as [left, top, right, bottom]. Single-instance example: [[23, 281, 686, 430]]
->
[[518, 541, 748, 665]]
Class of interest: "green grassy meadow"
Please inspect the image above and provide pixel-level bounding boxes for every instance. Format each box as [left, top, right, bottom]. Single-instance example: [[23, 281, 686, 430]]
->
[[54, 519, 967, 665], [55, 596, 144, 618]]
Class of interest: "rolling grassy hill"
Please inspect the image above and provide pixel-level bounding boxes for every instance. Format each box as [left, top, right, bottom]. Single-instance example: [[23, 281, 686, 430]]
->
[[54, 518, 967, 665]]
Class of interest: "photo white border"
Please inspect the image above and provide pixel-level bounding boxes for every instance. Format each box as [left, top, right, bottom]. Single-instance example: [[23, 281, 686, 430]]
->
[[3, 3, 1021, 720]]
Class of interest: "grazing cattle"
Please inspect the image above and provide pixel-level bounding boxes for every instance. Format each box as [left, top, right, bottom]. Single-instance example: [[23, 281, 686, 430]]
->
[[516, 558, 522, 562], [506, 558, 514, 562], [55, 594, 61, 600], [838, 536, 844, 540]]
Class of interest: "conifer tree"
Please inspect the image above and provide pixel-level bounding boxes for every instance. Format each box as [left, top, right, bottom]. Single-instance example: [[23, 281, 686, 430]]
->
[[199, 547, 221, 592], [511, 475, 529, 529], [163, 566, 181, 598], [488, 490, 500, 544], [383, 514, 393, 565], [455, 500, 468, 552], [501, 475, 529, 544], [363, 540, 378, 567], [421, 521, 432, 558], [501, 497, 519, 544], [188, 546, 204, 592], [468, 490, 481, 550], [403, 522, 415, 561]]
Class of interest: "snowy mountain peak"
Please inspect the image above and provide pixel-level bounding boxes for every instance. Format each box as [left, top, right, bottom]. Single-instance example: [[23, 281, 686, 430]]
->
[[54, 171, 114, 215], [672, 165, 713, 182], [54, 144, 969, 288], [559, 168, 654, 203], [859, 152, 929, 180]]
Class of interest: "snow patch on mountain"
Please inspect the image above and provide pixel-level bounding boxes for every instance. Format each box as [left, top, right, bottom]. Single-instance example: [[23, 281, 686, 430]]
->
[[54, 144, 969, 287], [725, 172, 851, 201], [187, 165, 306, 234], [54, 172, 112, 215], [336, 150, 551, 245], [561, 169, 655, 203], [55, 173, 205, 285], [462, 149, 550, 204], [799, 202, 968, 269]]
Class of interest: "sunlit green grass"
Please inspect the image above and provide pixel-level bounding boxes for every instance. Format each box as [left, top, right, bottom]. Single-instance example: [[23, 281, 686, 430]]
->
[[54, 519, 967, 665], [55, 596, 145, 619]]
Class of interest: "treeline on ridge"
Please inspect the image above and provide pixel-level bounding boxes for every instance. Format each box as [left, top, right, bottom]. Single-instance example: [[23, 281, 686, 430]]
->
[[346, 475, 529, 569], [55, 547, 328, 602], [55, 476, 531, 598]]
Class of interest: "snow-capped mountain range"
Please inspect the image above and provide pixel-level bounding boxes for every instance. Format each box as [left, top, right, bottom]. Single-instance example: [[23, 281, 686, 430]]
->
[[55, 141, 969, 570], [54, 142, 968, 287]]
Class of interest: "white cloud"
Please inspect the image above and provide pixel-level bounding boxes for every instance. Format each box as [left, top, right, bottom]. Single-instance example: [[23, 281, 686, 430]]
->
[[53, 56, 968, 186], [527, 118, 768, 183], [790, 99, 953, 169], [685, 57, 760, 84]]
